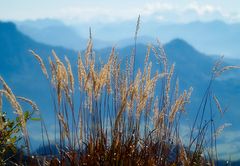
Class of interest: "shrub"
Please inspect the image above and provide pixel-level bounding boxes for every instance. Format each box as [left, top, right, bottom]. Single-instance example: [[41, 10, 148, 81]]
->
[[0, 109, 31, 165]]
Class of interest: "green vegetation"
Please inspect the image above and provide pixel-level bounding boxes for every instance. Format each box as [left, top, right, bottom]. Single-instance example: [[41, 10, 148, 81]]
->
[[0, 104, 32, 165]]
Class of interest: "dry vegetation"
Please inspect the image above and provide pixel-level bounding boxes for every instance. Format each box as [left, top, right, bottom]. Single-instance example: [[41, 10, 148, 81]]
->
[[1, 21, 238, 166]]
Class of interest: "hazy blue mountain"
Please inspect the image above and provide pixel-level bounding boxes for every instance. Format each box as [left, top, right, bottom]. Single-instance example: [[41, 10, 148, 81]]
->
[[16, 19, 65, 29], [73, 20, 240, 58], [16, 19, 111, 50], [152, 21, 240, 58], [16, 19, 240, 58], [0, 21, 78, 76], [16, 19, 88, 50]]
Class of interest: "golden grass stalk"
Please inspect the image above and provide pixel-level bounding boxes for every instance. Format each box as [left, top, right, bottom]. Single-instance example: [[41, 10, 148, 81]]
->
[[215, 65, 240, 77], [48, 56, 57, 86], [161, 63, 175, 116], [180, 140, 189, 166], [29, 50, 49, 79], [94, 54, 113, 97], [0, 76, 15, 97], [166, 64, 175, 97], [63, 85, 73, 109], [212, 55, 224, 74], [157, 39, 168, 72], [169, 95, 184, 123], [52, 50, 69, 104], [153, 97, 159, 128], [214, 123, 232, 137], [134, 15, 141, 42], [78, 52, 87, 89], [174, 78, 179, 100], [58, 113, 70, 140], [85, 39, 93, 67], [158, 109, 166, 130], [152, 45, 160, 63], [212, 56, 240, 77], [52, 50, 61, 63], [169, 87, 192, 123], [136, 71, 159, 119], [17, 96, 39, 112], [126, 70, 141, 113], [213, 95, 223, 115], [129, 49, 135, 80], [114, 87, 129, 131], [65, 56, 74, 93], [144, 44, 151, 66], [106, 48, 115, 94], [0, 89, 23, 118]]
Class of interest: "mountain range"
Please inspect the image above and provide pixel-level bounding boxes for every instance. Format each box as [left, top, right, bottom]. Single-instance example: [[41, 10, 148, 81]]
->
[[1, 21, 240, 159], [16, 19, 240, 59], [16, 19, 110, 51]]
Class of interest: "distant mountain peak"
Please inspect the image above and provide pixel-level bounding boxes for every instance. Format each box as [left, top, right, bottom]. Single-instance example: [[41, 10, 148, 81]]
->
[[168, 38, 188, 44], [0, 21, 33, 45], [166, 38, 194, 50], [164, 38, 211, 62], [0, 21, 76, 74]]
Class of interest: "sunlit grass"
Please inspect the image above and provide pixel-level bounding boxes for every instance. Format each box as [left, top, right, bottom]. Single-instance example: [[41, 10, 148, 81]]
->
[[1, 23, 238, 165]]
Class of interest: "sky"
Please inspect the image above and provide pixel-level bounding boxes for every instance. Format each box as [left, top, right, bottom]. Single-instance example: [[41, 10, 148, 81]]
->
[[0, 0, 240, 23]]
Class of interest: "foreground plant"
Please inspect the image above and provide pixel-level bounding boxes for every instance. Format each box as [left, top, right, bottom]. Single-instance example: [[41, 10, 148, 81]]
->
[[26, 38, 223, 165], [0, 90, 33, 165]]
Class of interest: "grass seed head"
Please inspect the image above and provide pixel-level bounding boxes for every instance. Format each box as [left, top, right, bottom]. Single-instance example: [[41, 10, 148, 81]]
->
[[65, 56, 75, 93], [29, 50, 49, 79]]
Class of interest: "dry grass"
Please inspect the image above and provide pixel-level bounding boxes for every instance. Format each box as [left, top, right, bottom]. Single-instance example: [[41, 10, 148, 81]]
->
[[29, 41, 211, 165], [1, 31, 238, 166]]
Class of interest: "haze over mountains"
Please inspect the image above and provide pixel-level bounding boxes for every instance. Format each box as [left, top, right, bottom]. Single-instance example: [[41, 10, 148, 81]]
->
[[1, 20, 240, 159], [16, 19, 240, 59], [16, 19, 111, 50]]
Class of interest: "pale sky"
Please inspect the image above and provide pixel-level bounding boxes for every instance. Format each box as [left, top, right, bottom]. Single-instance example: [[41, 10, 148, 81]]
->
[[0, 0, 240, 23]]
